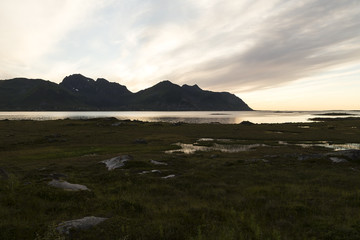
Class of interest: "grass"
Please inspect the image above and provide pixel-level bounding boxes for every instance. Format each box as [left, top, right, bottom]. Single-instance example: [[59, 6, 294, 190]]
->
[[0, 118, 360, 239]]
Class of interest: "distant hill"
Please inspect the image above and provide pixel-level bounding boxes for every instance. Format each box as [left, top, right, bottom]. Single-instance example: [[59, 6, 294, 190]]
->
[[0, 74, 252, 111]]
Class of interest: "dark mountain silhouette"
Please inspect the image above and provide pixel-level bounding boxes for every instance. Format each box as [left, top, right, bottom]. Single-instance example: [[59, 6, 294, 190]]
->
[[133, 80, 251, 110], [0, 78, 85, 110], [0, 74, 252, 111], [60, 74, 132, 109]]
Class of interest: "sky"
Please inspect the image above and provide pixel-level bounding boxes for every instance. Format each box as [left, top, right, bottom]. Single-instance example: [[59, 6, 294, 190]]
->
[[0, 0, 359, 110]]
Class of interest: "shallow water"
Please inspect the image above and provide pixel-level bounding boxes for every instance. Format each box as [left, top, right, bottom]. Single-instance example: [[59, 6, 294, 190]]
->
[[279, 141, 360, 151], [165, 142, 266, 154], [0, 110, 358, 124]]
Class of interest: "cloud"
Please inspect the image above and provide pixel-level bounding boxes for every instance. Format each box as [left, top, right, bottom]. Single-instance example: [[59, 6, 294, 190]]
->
[[0, 0, 359, 96], [157, 0, 360, 92], [0, 0, 105, 78]]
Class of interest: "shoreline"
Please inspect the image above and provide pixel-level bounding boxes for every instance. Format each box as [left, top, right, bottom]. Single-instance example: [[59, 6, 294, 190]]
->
[[0, 110, 359, 124]]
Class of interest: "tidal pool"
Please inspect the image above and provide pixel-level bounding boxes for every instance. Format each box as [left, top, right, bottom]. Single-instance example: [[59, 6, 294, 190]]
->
[[279, 141, 360, 151], [165, 142, 266, 154]]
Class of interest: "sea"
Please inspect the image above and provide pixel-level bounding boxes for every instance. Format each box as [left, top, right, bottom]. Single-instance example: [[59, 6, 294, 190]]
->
[[0, 110, 359, 124]]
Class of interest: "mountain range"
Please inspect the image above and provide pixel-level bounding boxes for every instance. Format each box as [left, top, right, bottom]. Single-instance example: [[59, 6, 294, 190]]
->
[[0, 74, 252, 111]]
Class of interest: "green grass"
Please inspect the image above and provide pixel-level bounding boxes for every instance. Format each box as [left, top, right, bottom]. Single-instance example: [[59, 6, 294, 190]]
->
[[0, 118, 360, 239]]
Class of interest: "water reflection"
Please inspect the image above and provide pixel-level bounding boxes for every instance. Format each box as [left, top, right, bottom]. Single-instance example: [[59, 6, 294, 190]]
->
[[0, 110, 358, 124], [197, 138, 232, 142], [165, 142, 266, 154], [279, 141, 360, 151]]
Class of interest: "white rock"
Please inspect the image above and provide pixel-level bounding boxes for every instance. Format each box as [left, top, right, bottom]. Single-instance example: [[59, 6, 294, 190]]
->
[[57, 216, 108, 234], [162, 174, 175, 179], [101, 155, 131, 170], [139, 170, 161, 175], [48, 179, 89, 191], [330, 157, 347, 163], [150, 160, 168, 165]]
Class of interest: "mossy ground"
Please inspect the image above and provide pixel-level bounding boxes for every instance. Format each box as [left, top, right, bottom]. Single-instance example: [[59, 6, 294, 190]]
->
[[0, 118, 360, 239]]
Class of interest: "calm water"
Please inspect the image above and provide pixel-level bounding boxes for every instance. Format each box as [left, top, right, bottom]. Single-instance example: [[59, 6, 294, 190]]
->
[[0, 110, 358, 124]]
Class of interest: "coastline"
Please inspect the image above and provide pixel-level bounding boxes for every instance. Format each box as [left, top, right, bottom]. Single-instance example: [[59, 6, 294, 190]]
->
[[0, 110, 359, 124]]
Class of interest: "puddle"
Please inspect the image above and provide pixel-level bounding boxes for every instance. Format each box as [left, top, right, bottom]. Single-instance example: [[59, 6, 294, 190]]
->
[[266, 131, 283, 134], [279, 141, 360, 151], [197, 138, 232, 142], [298, 126, 310, 129], [198, 138, 215, 142], [166, 142, 266, 154]]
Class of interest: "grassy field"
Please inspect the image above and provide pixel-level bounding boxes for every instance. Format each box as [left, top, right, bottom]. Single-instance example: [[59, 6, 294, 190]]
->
[[0, 117, 360, 240]]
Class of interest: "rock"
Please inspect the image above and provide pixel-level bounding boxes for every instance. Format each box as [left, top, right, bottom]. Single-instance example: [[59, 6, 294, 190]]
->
[[264, 155, 279, 159], [297, 154, 323, 161], [101, 155, 132, 170], [56, 216, 108, 235], [330, 157, 347, 163], [0, 167, 9, 179], [82, 153, 98, 158], [134, 138, 147, 144], [162, 174, 175, 179], [45, 134, 66, 143], [49, 173, 67, 180], [150, 160, 168, 165], [210, 154, 219, 159], [48, 179, 89, 191], [139, 170, 162, 175], [246, 158, 269, 163], [329, 150, 360, 161], [240, 121, 255, 125]]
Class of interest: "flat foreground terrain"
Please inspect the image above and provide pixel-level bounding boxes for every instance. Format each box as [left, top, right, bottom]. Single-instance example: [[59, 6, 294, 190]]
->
[[1, 118, 360, 239]]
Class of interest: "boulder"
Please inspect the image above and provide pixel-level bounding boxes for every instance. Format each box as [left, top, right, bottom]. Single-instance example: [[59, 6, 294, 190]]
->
[[139, 169, 162, 175], [330, 157, 347, 163], [150, 160, 168, 165], [48, 179, 89, 191], [101, 155, 132, 170], [330, 150, 360, 161], [240, 121, 255, 125], [162, 174, 175, 179], [134, 138, 147, 144], [57, 216, 108, 235], [49, 173, 67, 180]]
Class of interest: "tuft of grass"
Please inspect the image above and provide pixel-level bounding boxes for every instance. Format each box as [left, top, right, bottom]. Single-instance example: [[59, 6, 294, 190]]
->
[[34, 223, 65, 240]]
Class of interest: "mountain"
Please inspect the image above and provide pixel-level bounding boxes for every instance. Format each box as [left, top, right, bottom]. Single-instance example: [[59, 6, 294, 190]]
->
[[60, 74, 132, 110], [0, 78, 84, 110], [132, 80, 251, 110], [0, 74, 252, 111]]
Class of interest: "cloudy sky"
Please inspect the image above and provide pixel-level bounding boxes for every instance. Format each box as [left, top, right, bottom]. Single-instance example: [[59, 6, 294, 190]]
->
[[1, 0, 359, 110]]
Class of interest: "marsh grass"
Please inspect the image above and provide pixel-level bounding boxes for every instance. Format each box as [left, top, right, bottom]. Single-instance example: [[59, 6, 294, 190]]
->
[[0, 118, 360, 239]]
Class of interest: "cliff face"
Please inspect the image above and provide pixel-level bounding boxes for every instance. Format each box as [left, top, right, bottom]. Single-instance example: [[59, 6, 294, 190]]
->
[[0, 74, 252, 111]]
